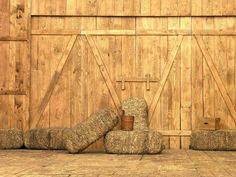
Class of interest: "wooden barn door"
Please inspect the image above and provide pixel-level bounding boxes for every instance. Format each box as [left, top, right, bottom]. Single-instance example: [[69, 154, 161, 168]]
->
[[30, 16, 236, 150]]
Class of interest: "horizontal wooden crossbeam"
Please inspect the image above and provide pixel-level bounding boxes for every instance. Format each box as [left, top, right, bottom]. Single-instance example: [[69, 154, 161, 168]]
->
[[0, 90, 27, 95], [157, 130, 192, 136], [31, 29, 236, 36]]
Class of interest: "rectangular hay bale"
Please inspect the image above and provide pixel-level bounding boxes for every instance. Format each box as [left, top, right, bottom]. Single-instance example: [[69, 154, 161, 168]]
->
[[104, 130, 163, 154], [190, 130, 236, 150], [24, 128, 69, 150], [0, 129, 23, 149]]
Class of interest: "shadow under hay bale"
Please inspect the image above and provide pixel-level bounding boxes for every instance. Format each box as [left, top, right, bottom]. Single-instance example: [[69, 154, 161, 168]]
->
[[104, 130, 163, 154], [190, 130, 236, 150], [121, 97, 149, 131], [0, 129, 23, 149], [64, 107, 119, 154], [24, 128, 70, 150]]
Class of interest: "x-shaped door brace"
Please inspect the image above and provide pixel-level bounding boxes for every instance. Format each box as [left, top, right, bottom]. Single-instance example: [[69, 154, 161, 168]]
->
[[31, 34, 236, 128]]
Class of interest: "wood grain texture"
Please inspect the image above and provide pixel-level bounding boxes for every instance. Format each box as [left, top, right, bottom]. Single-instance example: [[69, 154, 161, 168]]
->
[[2, 1, 236, 150], [149, 35, 183, 122], [85, 35, 121, 114], [31, 35, 77, 128], [195, 35, 236, 125], [29, 0, 236, 17]]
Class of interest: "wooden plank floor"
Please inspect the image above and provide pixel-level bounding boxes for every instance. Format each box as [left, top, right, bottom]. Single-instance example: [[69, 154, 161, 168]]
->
[[0, 150, 236, 177]]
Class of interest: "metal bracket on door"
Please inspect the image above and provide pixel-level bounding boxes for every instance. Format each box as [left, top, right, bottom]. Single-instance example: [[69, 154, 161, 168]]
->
[[116, 74, 159, 91]]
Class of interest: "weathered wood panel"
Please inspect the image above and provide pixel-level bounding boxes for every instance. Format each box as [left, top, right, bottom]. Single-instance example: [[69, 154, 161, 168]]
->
[[0, 0, 29, 130], [1, 0, 236, 150], [29, 16, 236, 150], [30, 0, 236, 16]]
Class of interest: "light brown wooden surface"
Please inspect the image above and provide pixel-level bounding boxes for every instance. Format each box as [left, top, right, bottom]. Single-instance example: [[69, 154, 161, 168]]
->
[[1, 1, 236, 150], [0, 150, 236, 176], [30, 0, 236, 16]]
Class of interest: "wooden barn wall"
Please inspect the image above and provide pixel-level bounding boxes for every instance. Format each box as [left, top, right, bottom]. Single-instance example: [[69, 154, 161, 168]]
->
[[1, 0, 236, 150], [0, 0, 30, 131], [31, 0, 236, 16]]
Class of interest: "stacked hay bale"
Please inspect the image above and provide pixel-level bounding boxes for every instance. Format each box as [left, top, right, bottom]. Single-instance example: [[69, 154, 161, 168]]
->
[[122, 97, 148, 131], [64, 107, 119, 153], [24, 128, 69, 150], [190, 130, 236, 150], [104, 97, 163, 154], [0, 129, 23, 149]]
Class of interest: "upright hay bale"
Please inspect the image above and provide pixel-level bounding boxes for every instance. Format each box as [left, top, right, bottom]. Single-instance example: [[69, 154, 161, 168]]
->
[[104, 130, 163, 154], [64, 107, 119, 153], [121, 97, 148, 131], [190, 130, 236, 150], [24, 128, 69, 150], [0, 129, 23, 149]]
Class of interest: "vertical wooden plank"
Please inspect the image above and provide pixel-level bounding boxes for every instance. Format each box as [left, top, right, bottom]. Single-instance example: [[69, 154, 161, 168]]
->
[[24, 0, 30, 131], [212, 0, 223, 16], [192, 18, 203, 130], [160, 18, 169, 149], [31, 0, 38, 15], [140, 0, 151, 16], [161, 0, 178, 16], [49, 21, 71, 129], [178, 0, 191, 16], [32, 17, 51, 128], [66, 0, 77, 15], [151, 18, 162, 131], [114, 0, 123, 16], [10, 0, 27, 38], [191, 0, 202, 16], [56, 0, 66, 15], [0, 0, 10, 38], [0, 96, 10, 129], [12, 42, 27, 130], [225, 18, 235, 128], [168, 17, 181, 149], [80, 17, 96, 122], [203, 18, 215, 119], [150, 0, 161, 16], [121, 36, 135, 99], [121, 18, 135, 101], [0, 42, 9, 91], [226, 35, 235, 128], [223, 0, 235, 16], [0, 41, 10, 129], [202, 0, 213, 16], [66, 6, 80, 128], [8, 41, 15, 129], [180, 17, 191, 149], [214, 18, 235, 129], [69, 37, 82, 127], [214, 18, 228, 129]]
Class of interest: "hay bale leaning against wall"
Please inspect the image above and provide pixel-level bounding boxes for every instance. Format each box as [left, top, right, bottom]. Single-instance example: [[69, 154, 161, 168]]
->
[[0, 129, 24, 149], [64, 107, 119, 154]]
